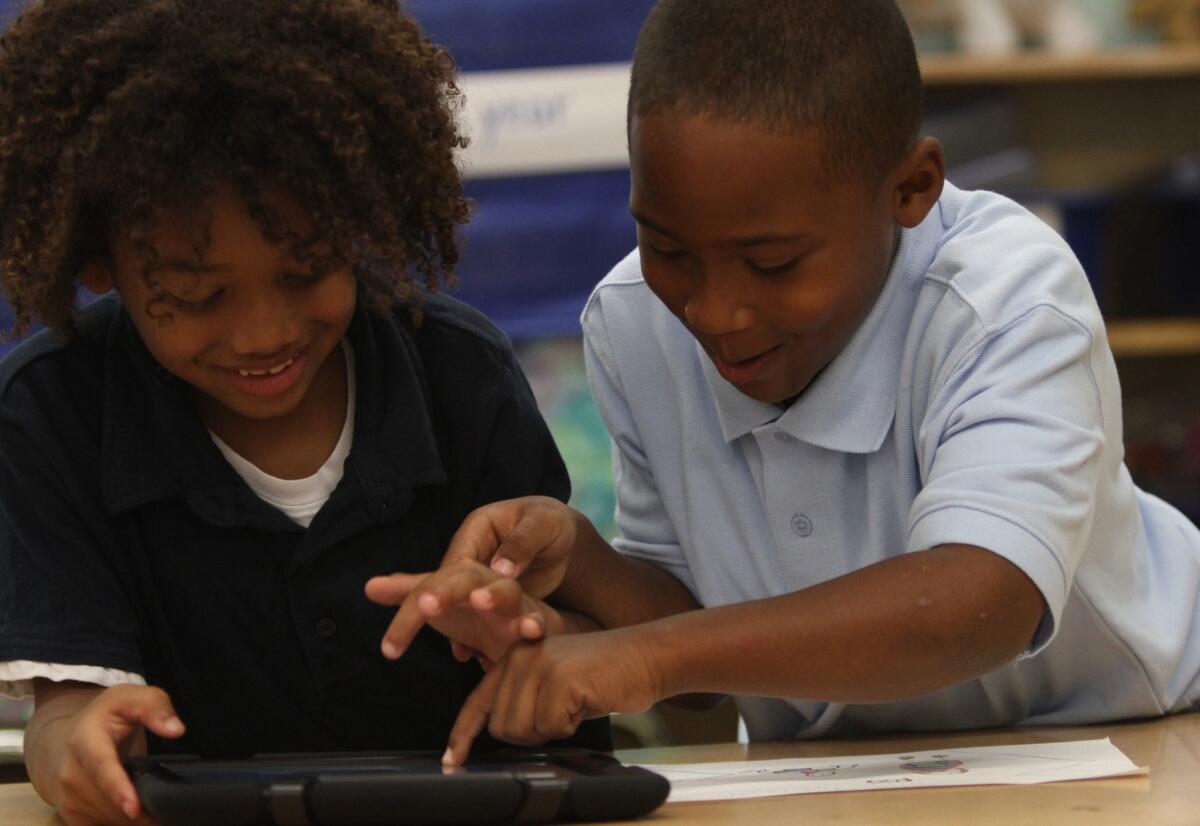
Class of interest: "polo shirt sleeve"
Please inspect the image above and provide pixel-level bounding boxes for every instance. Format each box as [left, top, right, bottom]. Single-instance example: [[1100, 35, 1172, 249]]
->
[[581, 303, 696, 594], [907, 304, 1108, 655], [0, 396, 145, 681]]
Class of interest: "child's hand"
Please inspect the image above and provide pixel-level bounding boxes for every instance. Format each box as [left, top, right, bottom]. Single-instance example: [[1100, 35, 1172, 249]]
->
[[441, 628, 664, 766], [41, 684, 184, 826], [439, 496, 585, 601], [366, 559, 565, 667]]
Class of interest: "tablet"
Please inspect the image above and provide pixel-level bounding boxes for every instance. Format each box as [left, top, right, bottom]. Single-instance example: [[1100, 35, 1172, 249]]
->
[[126, 748, 670, 825]]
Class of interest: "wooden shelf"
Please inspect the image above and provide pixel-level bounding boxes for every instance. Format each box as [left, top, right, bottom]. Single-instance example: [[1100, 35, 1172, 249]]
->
[[1107, 317, 1200, 357], [921, 45, 1200, 85]]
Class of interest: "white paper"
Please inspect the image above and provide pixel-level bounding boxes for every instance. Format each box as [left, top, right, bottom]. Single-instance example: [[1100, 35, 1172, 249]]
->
[[636, 738, 1145, 802], [0, 729, 23, 756]]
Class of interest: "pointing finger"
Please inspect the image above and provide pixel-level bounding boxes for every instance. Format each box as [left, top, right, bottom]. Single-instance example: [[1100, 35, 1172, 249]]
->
[[444, 667, 503, 766]]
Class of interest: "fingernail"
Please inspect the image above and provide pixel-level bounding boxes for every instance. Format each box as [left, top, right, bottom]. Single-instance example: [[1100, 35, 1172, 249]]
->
[[492, 557, 517, 577], [163, 716, 184, 735], [123, 799, 138, 819], [441, 748, 455, 766], [382, 640, 399, 659], [419, 593, 440, 614]]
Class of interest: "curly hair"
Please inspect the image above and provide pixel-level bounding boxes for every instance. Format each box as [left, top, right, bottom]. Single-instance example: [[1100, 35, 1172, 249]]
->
[[0, 0, 470, 337]]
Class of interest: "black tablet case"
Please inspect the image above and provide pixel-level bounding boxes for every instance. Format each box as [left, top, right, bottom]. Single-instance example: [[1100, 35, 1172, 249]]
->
[[126, 748, 669, 825]]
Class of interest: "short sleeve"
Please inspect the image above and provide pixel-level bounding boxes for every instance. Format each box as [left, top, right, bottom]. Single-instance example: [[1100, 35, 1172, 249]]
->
[[0, 390, 145, 677], [908, 305, 1107, 654], [581, 303, 696, 593]]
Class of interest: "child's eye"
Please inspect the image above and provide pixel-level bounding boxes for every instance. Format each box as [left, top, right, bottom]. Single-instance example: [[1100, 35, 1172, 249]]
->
[[283, 271, 329, 288], [748, 257, 800, 278], [644, 242, 686, 261], [166, 289, 224, 311]]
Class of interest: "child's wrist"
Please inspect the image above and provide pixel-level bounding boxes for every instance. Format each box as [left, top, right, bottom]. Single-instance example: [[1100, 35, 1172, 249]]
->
[[557, 507, 601, 602]]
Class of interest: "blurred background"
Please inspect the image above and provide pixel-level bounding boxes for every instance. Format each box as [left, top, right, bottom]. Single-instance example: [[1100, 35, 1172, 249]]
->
[[2, 0, 1198, 752]]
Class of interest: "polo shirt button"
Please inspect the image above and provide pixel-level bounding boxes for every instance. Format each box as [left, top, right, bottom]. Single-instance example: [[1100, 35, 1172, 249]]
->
[[773, 431, 795, 444], [315, 618, 337, 638], [791, 513, 813, 538]]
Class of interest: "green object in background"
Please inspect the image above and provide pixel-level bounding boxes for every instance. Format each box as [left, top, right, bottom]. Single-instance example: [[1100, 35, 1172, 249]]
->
[[514, 338, 618, 542], [1075, 0, 1161, 45], [907, 0, 1162, 52]]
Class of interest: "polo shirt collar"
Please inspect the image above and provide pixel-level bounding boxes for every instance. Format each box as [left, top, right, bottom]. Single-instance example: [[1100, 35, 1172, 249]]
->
[[704, 227, 918, 453], [100, 297, 446, 526]]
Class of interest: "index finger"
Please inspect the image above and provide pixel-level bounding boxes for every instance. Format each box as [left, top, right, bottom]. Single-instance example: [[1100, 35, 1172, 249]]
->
[[378, 563, 500, 660], [90, 740, 143, 821], [443, 666, 503, 767]]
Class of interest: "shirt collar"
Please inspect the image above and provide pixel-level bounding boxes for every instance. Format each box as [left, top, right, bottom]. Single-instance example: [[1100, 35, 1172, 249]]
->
[[704, 226, 919, 453], [100, 297, 446, 525]]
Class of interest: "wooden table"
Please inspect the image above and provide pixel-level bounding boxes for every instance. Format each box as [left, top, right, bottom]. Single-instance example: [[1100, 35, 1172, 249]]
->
[[1, 714, 1197, 824]]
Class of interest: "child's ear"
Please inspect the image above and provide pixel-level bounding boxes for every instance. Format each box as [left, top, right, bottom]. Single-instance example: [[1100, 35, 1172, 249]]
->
[[892, 137, 945, 229], [79, 260, 114, 294]]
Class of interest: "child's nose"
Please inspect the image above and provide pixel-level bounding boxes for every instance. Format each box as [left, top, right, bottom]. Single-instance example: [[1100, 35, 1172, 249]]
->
[[229, 297, 301, 356], [683, 270, 753, 336]]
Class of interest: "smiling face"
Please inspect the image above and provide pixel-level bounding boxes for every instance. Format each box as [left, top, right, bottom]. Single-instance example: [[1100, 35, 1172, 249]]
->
[[630, 111, 913, 405], [88, 181, 357, 433]]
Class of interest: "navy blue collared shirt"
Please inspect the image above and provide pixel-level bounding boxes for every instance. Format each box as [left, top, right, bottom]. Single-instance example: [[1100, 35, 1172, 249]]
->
[[0, 292, 609, 756]]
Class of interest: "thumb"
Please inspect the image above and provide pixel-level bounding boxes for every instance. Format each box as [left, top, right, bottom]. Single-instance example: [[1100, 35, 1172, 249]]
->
[[106, 686, 185, 742], [90, 686, 185, 820], [489, 509, 562, 579], [443, 505, 508, 568]]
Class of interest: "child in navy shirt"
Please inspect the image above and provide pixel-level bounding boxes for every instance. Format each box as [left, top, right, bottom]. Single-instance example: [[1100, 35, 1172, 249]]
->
[[0, 1, 605, 822], [375, 0, 1200, 765]]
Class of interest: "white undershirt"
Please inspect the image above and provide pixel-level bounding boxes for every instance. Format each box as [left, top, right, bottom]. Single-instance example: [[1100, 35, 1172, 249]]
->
[[209, 342, 355, 528], [0, 343, 356, 698]]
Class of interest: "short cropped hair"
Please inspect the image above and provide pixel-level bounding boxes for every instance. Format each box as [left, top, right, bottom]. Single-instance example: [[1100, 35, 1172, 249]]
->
[[0, 0, 469, 337], [629, 0, 923, 184]]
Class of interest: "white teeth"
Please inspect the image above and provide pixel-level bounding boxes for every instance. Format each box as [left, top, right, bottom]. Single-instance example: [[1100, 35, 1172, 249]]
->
[[238, 357, 294, 378]]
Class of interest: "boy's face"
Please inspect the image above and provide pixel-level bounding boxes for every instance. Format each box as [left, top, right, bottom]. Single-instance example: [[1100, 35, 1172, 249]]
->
[[96, 182, 357, 425], [629, 112, 902, 405]]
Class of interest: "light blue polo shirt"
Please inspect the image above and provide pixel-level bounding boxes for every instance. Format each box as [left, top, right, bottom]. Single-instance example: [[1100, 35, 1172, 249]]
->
[[581, 182, 1200, 740]]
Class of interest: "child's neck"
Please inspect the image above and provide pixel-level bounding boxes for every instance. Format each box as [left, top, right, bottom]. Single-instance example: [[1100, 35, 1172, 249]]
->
[[196, 344, 349, 480]]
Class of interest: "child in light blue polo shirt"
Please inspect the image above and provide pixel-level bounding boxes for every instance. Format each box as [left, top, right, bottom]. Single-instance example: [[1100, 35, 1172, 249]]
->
[[373, 0, 1200, 762]]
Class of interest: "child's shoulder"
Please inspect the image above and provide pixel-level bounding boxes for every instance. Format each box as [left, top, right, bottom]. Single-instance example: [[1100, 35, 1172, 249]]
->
[[919, 183, 1099, 333], [413, 290, 512, 353], [0, 296, 116, 404], [581, 248, 660, 327], [399, 290, 523, 381], [410, 289, 513, 355]]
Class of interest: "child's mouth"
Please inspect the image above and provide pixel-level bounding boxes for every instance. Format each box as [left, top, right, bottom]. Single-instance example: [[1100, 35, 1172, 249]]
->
[[237, 357, 294, 378], [713, 346, 779, 387], [226, 352, 306, 397]]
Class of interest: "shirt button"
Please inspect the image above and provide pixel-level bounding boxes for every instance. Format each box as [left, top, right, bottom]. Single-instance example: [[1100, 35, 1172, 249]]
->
[[773, 431, 795, 444], [790, 513, 813, 538], [315, 618, 337, 638]]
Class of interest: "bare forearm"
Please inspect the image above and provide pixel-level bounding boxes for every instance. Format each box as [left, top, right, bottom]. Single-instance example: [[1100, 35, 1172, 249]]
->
[[25, 682, 102, 802], [555, 512, 701, 628], [639, 545, 1044, 704]]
